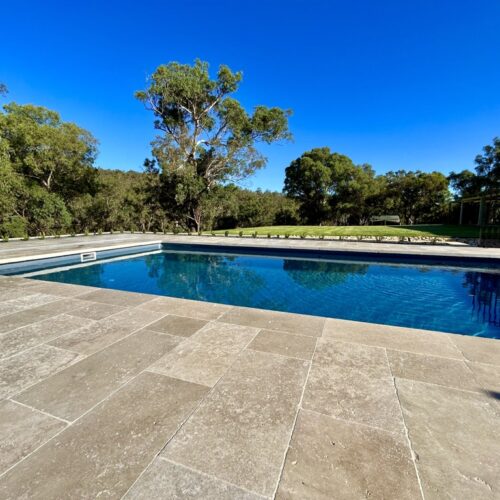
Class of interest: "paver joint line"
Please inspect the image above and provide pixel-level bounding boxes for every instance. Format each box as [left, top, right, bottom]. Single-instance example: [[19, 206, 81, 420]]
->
[[271, 336, 318, 499], [119, 326, 262, 499], [387, 347, 426, 500]]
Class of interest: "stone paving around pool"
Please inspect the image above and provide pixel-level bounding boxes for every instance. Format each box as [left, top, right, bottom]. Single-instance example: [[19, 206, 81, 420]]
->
[[0, 276, 499, 499]]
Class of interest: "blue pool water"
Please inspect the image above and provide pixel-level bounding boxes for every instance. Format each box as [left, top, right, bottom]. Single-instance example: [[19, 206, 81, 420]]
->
[[32, 249, 500, 338]]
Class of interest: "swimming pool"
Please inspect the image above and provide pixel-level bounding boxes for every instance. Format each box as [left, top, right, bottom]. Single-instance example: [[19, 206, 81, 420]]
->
[[22, 245, 500, 338]]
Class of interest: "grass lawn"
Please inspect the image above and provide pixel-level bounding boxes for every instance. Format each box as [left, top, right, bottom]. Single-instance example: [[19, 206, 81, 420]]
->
[[213, 224, 479, 239]]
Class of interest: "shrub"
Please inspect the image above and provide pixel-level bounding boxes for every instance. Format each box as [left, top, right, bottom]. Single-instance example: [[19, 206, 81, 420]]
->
[[0, 215, 27, 238], [276, 234, 280, 238], [252, 231, 258, 238], [319, 234, 324, 240], [356, 235, 363, 241], [267, 232, 271, 238], [21, 234, 29, 241], [284, 233, 290, 239], [239, 230, 244, 238], [2, 235, 8, 242], [300, 233, 307, 239], [375, 236, 384, 242], [225, 230, 229, 237]]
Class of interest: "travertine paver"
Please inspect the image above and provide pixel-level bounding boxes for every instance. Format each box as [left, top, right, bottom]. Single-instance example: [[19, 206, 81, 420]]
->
[[0, 293, 60, 316], [0, 372, 208, 499], [450, 333, 500, 365], [124, 458, 263, 499], [0, 345, 83, 400], [149, 323, 259, 387], [276, 409, 421, 499], [49, 307, 166, 355], [219, 306, 325, 337], [396, 378, 500, 499], [0, 268, 499, 499], [0, 313, 90, 360], [147, 314, 208, 337], [139, 296, 231, 320], [302, 339, 404, 432], [387, 349, 483, 392], [77, 287, 155, 307], [323, 317, 463, 358], [0, 400, 66, 475], [14, 329, 181, 421], [0, 287, 37, 301], [247, 328, 317, 360], [25, 280, 94, 297], [0, 297, 91, 334], [163, 349, 309, 497], [67, 300, 125, 320], [467, 361, 500, 394]]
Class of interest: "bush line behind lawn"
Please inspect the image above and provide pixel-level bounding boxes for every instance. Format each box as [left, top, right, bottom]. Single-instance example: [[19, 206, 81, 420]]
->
[[213, 225, 480, 239]]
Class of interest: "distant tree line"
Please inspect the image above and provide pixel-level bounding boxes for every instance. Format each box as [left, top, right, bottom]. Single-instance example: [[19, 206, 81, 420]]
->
[[1, 65, 499, 238]]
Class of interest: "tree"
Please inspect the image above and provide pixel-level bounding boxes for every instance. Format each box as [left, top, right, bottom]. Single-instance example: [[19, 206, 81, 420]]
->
[[384, 170, 450, 224], [474, 137, 500, 191], [0, 102, 98, 235], [448, 170, 481, 198], [136, 60, 292, 231], [1, 103, 98, 200], [284, 148, 382, 225], [284, 148, 333, 224]]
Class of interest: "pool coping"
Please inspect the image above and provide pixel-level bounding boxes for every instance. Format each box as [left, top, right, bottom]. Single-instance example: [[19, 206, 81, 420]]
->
[[0, 240, 163, 265], [2, 234, 500, 265]]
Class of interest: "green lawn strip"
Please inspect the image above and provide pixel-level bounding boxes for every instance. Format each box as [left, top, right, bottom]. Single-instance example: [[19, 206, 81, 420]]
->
[[212, 225, 479, 238]]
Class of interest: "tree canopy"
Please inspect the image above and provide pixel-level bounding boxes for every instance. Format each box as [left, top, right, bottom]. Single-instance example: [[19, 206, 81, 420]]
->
[[136, 59, 292, 231], [284, 147, 451, 225], [1, 70, 498, 238]]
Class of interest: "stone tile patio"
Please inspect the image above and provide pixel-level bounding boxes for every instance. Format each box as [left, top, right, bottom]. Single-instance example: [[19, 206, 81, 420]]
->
[[0, 275, 499, 499]]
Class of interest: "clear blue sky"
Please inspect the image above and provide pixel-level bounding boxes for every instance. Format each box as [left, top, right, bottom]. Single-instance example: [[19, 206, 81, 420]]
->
[[2, 0, 499, 191]]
